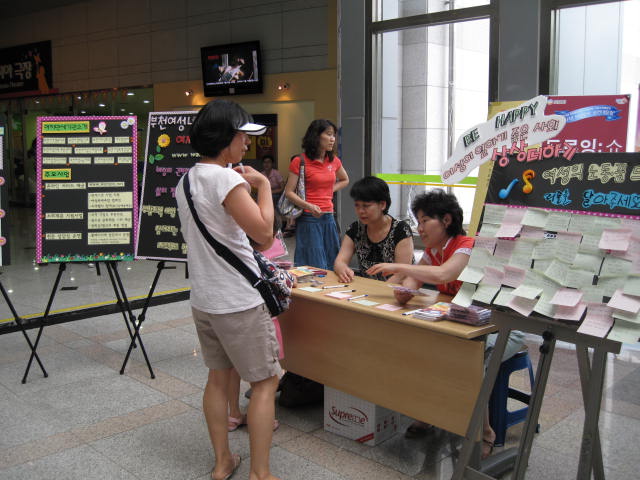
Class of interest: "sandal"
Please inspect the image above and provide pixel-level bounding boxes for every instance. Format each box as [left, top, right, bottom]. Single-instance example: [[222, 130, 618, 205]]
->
[[481, 439, 495, 459], [211, 453, 241, 480], [227, 415, 247, 432], [404, 420, 433, 438]]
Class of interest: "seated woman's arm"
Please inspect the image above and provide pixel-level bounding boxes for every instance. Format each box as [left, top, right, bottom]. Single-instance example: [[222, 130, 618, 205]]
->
[[334, 235, 356, 283], [385, 236, 415, 284]]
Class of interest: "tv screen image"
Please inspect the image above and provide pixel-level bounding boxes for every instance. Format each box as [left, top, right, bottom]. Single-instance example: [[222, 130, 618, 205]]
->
[[201, 41, 263, 96]]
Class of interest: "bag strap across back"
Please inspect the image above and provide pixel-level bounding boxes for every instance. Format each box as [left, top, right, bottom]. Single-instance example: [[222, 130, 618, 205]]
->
[[182, 171, 262, 288]]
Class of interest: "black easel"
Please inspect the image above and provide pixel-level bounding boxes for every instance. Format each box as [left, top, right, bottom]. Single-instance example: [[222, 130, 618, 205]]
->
[[0, 278, 48, 380], [119, 260, 185, 376]]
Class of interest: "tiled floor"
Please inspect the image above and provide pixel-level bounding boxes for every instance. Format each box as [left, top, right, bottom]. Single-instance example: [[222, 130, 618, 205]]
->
[[1, 207, 639, 479]]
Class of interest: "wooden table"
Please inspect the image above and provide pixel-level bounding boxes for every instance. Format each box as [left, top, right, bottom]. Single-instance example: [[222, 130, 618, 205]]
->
[[279, 270, 495, 436]]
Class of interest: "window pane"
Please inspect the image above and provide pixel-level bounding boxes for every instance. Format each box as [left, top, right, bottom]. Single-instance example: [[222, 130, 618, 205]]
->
[[373, 19, 489, 224], [377, 0, 489, 22]]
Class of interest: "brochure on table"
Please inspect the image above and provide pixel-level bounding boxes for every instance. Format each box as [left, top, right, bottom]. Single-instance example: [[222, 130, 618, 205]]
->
[[36, 116, 137, 263]]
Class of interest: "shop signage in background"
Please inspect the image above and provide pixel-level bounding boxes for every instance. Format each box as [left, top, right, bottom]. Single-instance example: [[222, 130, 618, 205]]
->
[[0, 41, 54, 98], [241, 113, 277, 170], [442, 95, 567, 185], [136, 111, 198, 261], [0, 124, 8, 265], [36, 116, 138, 263], [544, 95, 630, 153]]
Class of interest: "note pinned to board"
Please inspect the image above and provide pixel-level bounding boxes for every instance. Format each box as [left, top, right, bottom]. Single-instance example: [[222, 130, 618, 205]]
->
[[607, 289, 640, 314], [599, 228, 632, 252], [549, 288, 584, 307]]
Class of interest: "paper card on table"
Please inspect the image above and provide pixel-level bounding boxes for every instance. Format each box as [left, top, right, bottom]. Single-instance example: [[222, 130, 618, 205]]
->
[[581, 285, 603, 303], [483, 266, 505, 286], [478, 223, 500, 237], [508, 296, 538, 316], [623, 276, 640, 297], [511, 284, 543, 299], [572, 252, 604, 273], [494, 239, 517, 259], [472, 283, 500, 304], [533, 296, 557, 317], [520, 226, 546, 240], [468, 248, 492, 268], [493, 287, 515, 306], [325, 291, 354, 299], [554, 302, 587, 321], [503, 207, 527, 224], [577, 305, 614, 337], [600, 256, 632, 277], [494, 222, 523, 238], [564, 268, 595, 289], [503, 265, 527, 288], [607, 319, 640, 344], [474, 236, 497, 253], [376, 303, 403, 311], [612, 309, 640, 324], [354, 299, 379, 306], [521, 208, 549, 228], [544, 212, 572, 232], [607, 289, 640, 314], [579, 233, 603, 254], [549, 288, 583, 307], [599, 228, 632, 251], [457, 266, 485, 284], [597, 276, 627, 298], [543, 259, 569, 285], [482, 204, 507, 225], [451, 282, 476, 308], [299, 286, 322, 292]]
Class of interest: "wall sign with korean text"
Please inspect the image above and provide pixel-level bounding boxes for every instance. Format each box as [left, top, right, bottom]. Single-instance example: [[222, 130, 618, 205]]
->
[[36, 116, 138, 263], [0, 124, 7, 265], [0, 41, 53, 97]]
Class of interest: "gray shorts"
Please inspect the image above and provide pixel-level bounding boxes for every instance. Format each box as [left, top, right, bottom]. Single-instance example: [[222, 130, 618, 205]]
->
[[192, 304, 282, 383]]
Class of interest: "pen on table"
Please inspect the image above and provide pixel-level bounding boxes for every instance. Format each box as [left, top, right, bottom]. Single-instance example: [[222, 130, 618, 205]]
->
[[322, 284, 350, 289], [347, 294, 368, 301], [402, 308, 423, 316], [334, 289, 356, 294]]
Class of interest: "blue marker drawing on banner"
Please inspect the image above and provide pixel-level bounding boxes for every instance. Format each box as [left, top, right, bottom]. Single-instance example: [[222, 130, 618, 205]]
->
[[499, 179, 519, 199], [544, 189, 572, 206], [555, 105, 621, 123]]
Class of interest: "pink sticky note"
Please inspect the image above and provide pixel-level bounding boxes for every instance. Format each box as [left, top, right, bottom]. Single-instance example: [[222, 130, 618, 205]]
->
[[549, 288, 584, 307], [599, 229, 632, 251], [508, 296, 537, 316], [503, 265, 527, 288], [474, 236, 497, 253], [503, 207, 527, 224], [376, 303, 403, 311], [495, 239, 517, 259], [325, 292, 353, 299], [554, 303, 587, 321], [520, 226, 545, 240], [483, 266, 505, 287], [577, 304, 614, 337], [607, 289, 640, 314], [495, 223, 523, 238]]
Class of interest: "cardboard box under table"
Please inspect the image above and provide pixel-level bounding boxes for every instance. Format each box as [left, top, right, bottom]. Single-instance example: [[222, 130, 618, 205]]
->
[[279, 270, 496, 437]]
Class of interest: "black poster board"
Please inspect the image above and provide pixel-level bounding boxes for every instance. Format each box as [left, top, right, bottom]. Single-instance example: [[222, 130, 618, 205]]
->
[[486, 152, 640, 215], [0, 41, 54, 97], [135, 111, 198, 261], [0, 123, 8, 265], [36, 116, 138, 263]]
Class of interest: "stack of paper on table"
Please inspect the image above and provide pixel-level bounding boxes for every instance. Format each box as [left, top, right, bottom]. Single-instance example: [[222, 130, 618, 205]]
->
[[447, 304, 492, 326]]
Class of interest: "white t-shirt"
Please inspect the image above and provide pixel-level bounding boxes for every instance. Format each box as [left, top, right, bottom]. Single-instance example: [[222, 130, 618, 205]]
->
[[176, 163, 263, 314]]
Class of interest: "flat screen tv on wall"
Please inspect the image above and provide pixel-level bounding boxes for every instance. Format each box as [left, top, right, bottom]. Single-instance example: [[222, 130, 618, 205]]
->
[[200, 41, 263, 97]]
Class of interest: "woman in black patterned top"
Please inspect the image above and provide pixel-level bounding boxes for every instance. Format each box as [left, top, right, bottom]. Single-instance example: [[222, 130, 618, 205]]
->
[[334, 176, 414, 282]]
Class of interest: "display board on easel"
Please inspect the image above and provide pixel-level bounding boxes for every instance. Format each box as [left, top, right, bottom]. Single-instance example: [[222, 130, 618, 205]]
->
[[0, 123, 8, 265], [36, 116, 138, 263]]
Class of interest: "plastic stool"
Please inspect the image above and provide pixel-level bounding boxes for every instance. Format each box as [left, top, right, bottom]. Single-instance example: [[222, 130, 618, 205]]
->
[[489, 349, 535, 447]]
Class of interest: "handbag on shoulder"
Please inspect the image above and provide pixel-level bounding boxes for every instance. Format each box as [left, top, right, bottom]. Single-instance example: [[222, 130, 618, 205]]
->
[[182, 171, 294, 316], [277, 155, 305, 219]]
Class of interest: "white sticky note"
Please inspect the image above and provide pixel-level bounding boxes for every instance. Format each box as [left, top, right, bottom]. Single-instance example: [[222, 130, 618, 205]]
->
[[599, 228, 632, 251], [482, 204, 507, 225], [520, 226, 546, 239], [493, 287, 515, 307], [554, 302, 587, 321], [543, 260, 569, 285], [452, 282, 476, 308], [468, 248, 491, 268], [299, 286, 323, 292], [494, 222, 523, 238], [478, 223, 500, 237], [521, 208, 549, 228], [607, 320, 640, 343], [472, 283, 501, 304], [572, 252, 604, 273], [458, 266, 485, 284], [597, 276, 627, 298], [511, 284, 543, 299], [607, 289, 640, 314], [533, 297, 556, 317], [549, 288, 583, 307], [376, 303, 403, 311], [508, 296, 537, 316], [544, 212, 572, 232], [503, 265, 527, 288], [600, 256, 632, 277], [354, 299, 379, 306], [564, 268, 595, 289], [623, 276, 640, 297]]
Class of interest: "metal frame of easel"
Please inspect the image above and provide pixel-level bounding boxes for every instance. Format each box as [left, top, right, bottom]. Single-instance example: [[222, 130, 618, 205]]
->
[[452, 309, 621, 480], [119, 260, 185, 376], [21, 261, 155, 383]]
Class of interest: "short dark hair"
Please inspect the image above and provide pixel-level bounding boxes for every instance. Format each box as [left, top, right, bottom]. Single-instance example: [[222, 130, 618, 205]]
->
[[262, 154, 274, 165], [190, 99, 253, 158], [411, 189, 465, 236], [350, 176, 391, 214], [302, 119, 337, 161]]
